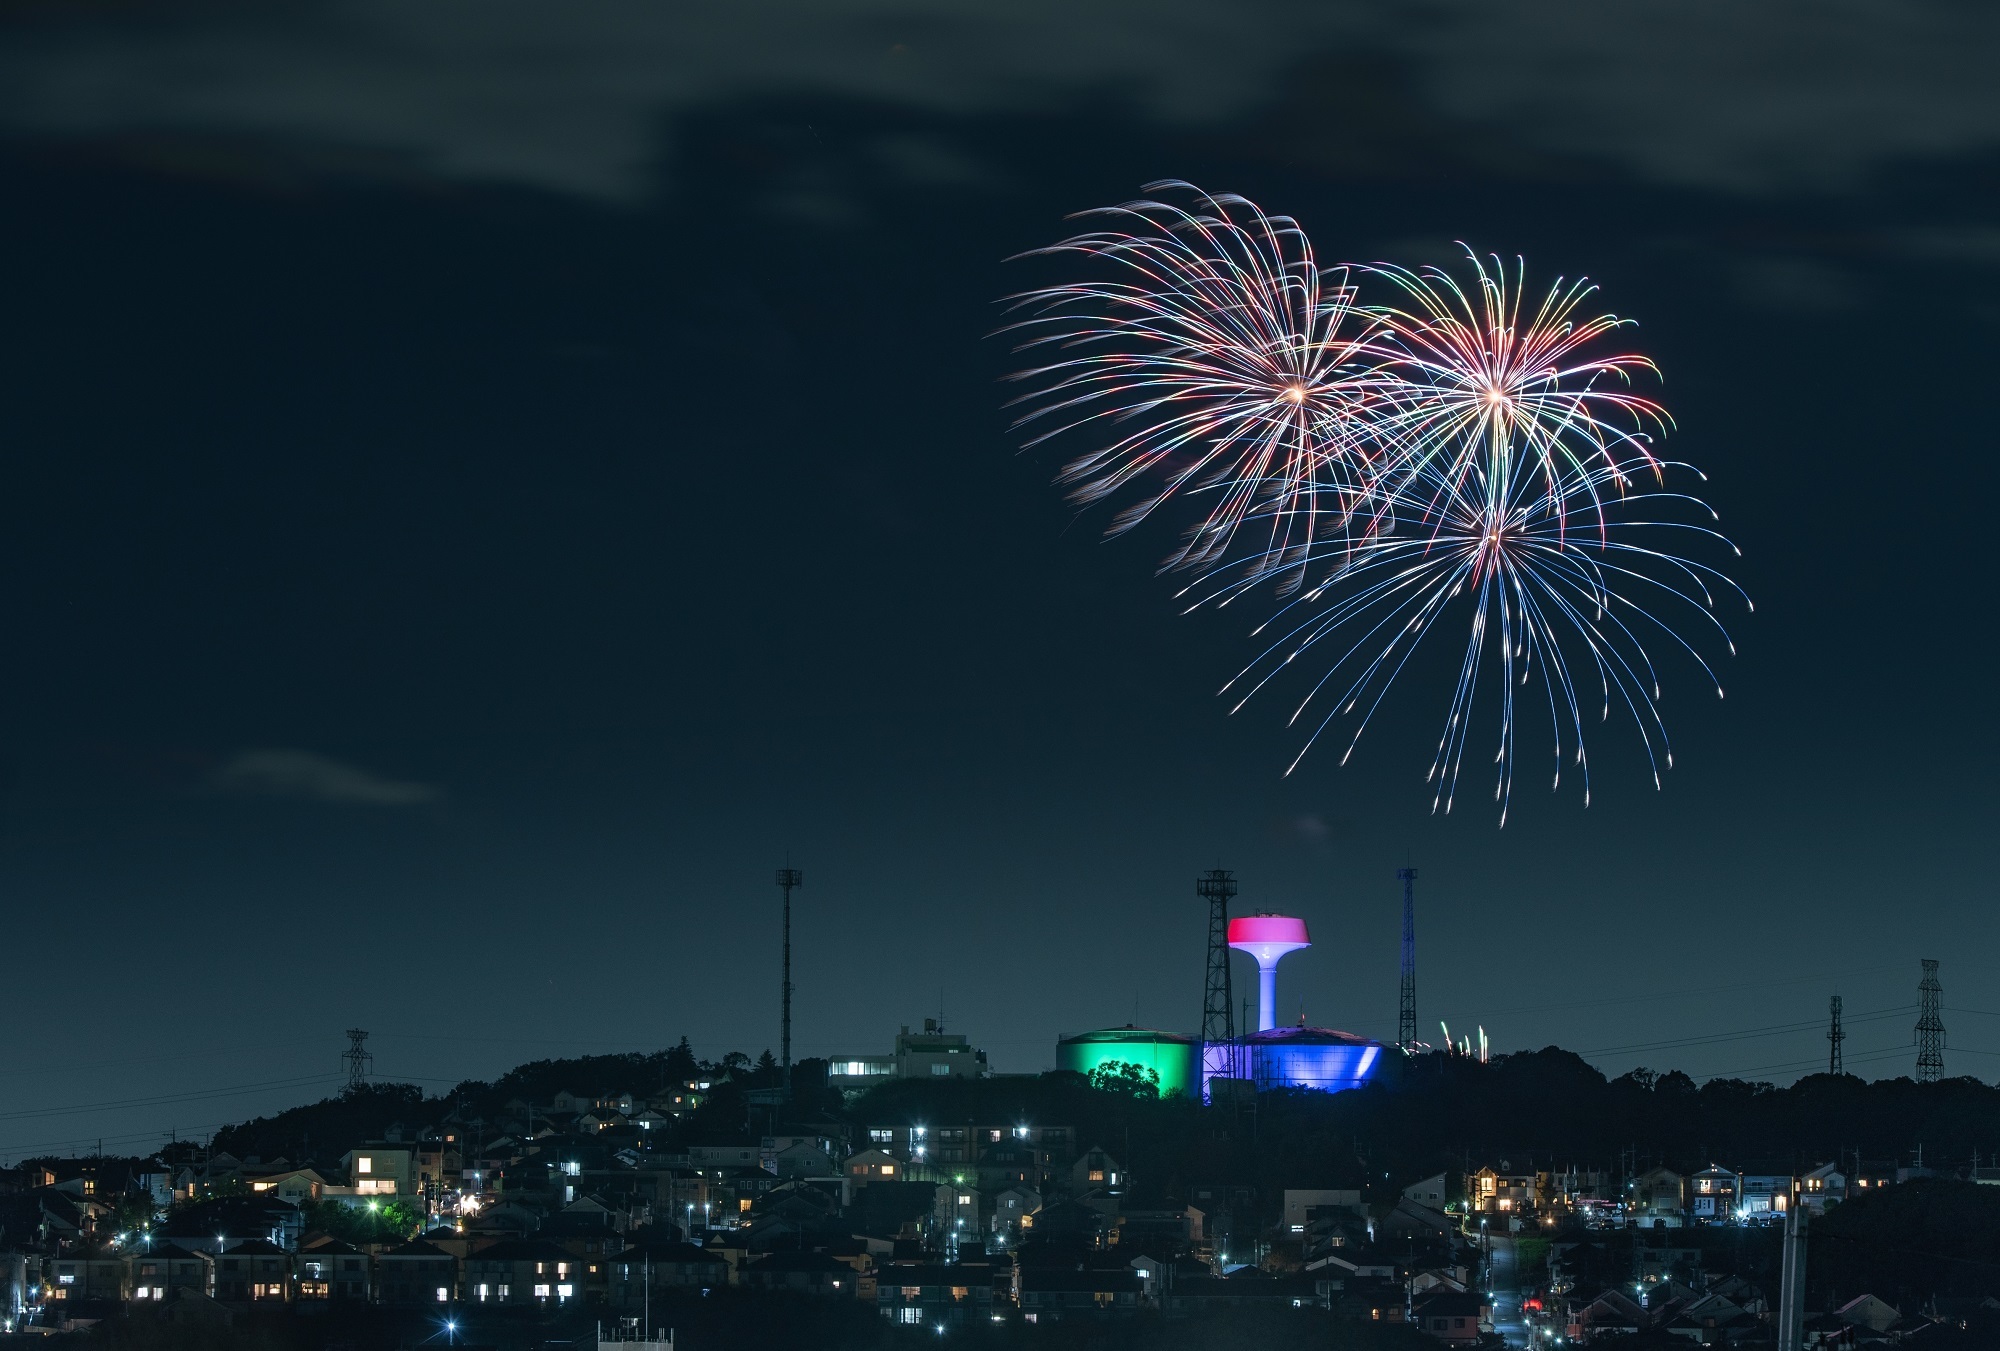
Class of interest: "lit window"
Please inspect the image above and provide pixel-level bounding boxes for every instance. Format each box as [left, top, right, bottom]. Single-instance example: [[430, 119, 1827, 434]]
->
[[436, 1287, 449, 1302], [358, 1158, 373, 1174], [931, 1064, 950, 1076], [534, 1283, 551, 1298], [134, 1289, 151, 1300], [498, 1284, 510, 1298], [557, 1284, 573, 1299]]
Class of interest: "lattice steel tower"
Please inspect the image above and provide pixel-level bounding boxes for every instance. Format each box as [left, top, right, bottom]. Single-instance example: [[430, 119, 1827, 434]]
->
[[342, 1029, 372, 1089], [1397, 868, 1419, 1054], [776, 868, 802, 1103], [1198, 870, 1239, 1086], [1828, 995, 1844, 1076], [1916, 959, 1945, 1083]]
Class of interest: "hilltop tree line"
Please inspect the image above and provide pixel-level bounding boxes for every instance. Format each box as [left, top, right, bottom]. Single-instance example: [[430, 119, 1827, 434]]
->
[[62, 1043, 1996, 1215]]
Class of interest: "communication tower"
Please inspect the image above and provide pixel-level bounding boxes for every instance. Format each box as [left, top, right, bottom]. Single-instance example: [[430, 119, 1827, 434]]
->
[[1397, 868, 1418, 1054], [1197, 870, 1239, 1088], [1916, 959, 1944, 1083], [776, 868, 802, 1104], [342, 1029, 372, 1089], [1828, 995, 1844, 1076]]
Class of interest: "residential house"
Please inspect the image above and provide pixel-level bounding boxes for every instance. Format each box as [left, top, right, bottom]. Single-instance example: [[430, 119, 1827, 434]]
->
[[463, 1238, 581, 1307], [1313, 1245, 1401, 1280], [48, 1253, 127, 1303], [1737, 1165, 1796, 1221], [1800, 1162, 1848, 1215], [762, 1136, 840, 1179], [1851, 1160, 1897, 1194], [846, 1150, 909, 1191], [1837, 1293, 1900, 1335], [245, 1168, 328, 1207], [875, 1263, 995, 1325], [989, 1187, 1041, 1245], [1019, 1267, 1143, 1321], [1402, 1173, 1449, 1209], [1021, 1199, 1117, 1251], [374, 1239, 457, 1306], [213, 1239, 291, 1304], [608, 1242, 730, 1306], [295, 1240, 369, 1303], [1688, 1166, 1739, 1223], [1633, 1168, 1687, 1226], [341, 1146, 416, 1201], [1411, 1289, 1489, 1345], [741, 1251, 856, 1297], [1568, 1288, 1646, 1342], [1470, 1165, 1541, 1217], [126, 1244, 210, 1304], [1283, 1189, 1362, 1234], [1158, 1267, 1328, 1314], [1118, 1206, 1202, 1252], [1070, 1148, 1124, 1195]]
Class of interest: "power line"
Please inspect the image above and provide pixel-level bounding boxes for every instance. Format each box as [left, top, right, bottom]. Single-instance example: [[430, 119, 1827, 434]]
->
[[1578, 1007, 1911, 1058], [0, 1074, 342, 1124]]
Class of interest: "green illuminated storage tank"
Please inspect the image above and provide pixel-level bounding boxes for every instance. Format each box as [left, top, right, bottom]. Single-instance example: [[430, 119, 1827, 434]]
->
[[1057, 1026, 1198, 1097]]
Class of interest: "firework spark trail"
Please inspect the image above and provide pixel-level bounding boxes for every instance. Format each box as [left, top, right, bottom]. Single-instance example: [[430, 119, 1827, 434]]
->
[[999, 181, 1405, 582], [1002, 186, 1748, 819], [1198, 448, 1745, 822]]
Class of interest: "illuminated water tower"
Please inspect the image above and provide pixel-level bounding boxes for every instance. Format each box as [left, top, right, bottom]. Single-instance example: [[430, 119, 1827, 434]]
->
[[1227, 914, 1310, 1032]]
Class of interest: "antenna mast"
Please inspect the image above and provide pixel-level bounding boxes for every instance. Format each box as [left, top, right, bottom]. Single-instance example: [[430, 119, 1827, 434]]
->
[[1828, 995, 1844, 1076], [1198, 869, 1239, 1093], [1916, 959, 1944, 1083], [1397, 868, 1418, 1054], [776, 868, 803, 1106]]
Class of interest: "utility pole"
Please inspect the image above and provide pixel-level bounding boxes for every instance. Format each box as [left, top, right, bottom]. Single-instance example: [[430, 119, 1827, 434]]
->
[[1397, 868, 1418, 1055], [1777, 1185, 1809, 1350], [776, 868, 802, 1108], [1916, 959, 1945, 1083], [1828, 995, 1844, 1076], [1198, 870, 1239, 1095], [342, 1030, 372, 1090]]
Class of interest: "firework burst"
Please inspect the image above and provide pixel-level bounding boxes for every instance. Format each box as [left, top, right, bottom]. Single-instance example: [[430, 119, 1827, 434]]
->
[[999, 181, 1402, 580], [1002, 188, 1747, 819]]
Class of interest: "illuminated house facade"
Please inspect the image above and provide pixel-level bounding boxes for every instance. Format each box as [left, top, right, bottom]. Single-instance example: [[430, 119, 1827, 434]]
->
[[340, 1146, 415, 1200]]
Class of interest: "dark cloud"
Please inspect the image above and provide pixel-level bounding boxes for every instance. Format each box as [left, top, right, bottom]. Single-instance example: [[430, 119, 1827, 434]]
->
[[0, 0, 1992, 201], [210, 749, 441, 806]]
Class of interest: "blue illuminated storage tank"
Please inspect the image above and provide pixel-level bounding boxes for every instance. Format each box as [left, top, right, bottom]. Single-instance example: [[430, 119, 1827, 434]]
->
[[1244, 1025, 1383, 1093]]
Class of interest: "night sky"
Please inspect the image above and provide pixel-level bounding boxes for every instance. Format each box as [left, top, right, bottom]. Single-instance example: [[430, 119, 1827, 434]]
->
[[2, 0, 1997, 1161]]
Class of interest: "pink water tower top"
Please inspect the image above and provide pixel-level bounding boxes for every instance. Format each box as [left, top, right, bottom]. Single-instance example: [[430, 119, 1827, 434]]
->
[[1227, 914, 1311, 1032]]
